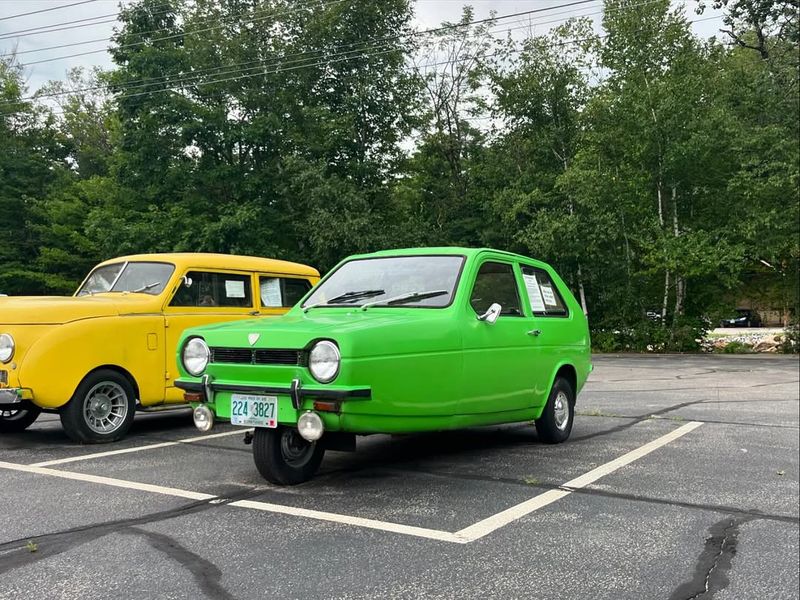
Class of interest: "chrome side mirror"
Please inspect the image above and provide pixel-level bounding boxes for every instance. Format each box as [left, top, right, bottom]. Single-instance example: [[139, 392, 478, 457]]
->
[[477, 303, 502, 324], [182, 275, 193, 288]]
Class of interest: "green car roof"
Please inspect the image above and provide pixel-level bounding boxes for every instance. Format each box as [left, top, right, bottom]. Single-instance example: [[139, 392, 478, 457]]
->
[[348, 246, 550, 266]]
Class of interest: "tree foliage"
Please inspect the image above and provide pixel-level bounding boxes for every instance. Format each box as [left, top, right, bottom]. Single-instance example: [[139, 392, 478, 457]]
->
[[1, 0, 797, 348]]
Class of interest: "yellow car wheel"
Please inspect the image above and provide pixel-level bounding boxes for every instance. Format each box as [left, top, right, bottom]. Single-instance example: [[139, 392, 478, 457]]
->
[[60, 369, 136, 444]]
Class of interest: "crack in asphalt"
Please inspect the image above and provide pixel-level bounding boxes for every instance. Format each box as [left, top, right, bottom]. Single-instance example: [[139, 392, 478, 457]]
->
[[669, 516, 755, 600], [348, 464, 798, 525], [0, 486, 261, 586], [124, 527, 236, 600]]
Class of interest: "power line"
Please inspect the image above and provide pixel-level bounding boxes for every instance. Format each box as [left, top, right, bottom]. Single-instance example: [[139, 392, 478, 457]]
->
[[0, 0, 99, 22], [14, 0, 596, 67], [0, 12, 119, 39], [3, 12, 724, 119], [1, 0, 342, 57], [13, 0, 348, 65], [0, 3, 174, 40], [6, 0, 604, 104], [0, 11, 725, 118]]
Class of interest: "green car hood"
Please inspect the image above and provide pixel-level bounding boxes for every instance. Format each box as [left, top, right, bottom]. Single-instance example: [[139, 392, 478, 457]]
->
[[194, 308, 460, 358]]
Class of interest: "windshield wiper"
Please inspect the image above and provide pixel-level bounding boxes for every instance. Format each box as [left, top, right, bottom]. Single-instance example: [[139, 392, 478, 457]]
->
[[328, 289, 385, 304], [131, 282, 161, 293], [303, 289, 386, 313], [361, 290, 449, 310]]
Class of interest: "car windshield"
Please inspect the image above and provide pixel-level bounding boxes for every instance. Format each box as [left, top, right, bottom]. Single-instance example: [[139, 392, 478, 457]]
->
[[76, 262, 175, 296], [303, 255, 464, 309]]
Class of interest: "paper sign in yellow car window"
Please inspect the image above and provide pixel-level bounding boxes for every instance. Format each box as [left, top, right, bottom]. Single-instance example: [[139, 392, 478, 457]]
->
[[225, 280, 246, 298]]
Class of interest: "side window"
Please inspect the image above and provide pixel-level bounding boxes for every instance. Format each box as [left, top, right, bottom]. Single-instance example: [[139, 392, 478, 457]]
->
[[521, 266, 568, 317], [470, 262, 523, 317], [169, 271, 253, 308], [259, 276, 312, 308]]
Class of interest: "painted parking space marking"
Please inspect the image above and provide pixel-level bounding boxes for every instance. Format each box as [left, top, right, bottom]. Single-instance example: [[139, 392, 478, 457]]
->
[[456, 420, 703, 541], [0, 421, 703, 544], [0, 460, 215, 501], [230, 499, 465, 543], [30, 428, 254, 467]]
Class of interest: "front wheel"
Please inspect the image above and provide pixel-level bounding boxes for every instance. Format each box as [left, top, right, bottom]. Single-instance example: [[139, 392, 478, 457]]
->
[[535, 377, 575, 444], [252, 426, 325, 485], [60, 369, 136, 443], [0, 403, 42, 433]]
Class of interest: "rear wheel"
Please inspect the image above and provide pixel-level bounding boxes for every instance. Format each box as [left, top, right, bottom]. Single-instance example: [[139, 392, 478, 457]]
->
[[535, 377, 575, 444], [0, 403, 41, 433], [60, 369, 136, 443], [252, 426, 325, 485]]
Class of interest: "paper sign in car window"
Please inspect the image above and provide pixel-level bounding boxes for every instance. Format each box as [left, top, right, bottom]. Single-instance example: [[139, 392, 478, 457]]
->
[[260, 278, 283, 307], [540, 285, 558, 307], [225, 279, 246, 298], [523, 273, 546, 313]]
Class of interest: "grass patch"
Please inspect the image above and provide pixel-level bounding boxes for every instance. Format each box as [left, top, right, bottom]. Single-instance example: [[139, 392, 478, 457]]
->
[[577, 408, 623, 418]]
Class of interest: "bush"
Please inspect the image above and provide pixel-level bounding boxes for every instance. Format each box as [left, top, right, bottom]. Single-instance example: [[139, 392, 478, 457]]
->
[[780, 317, 799, 354], [720, 341, 754, 354], [590, 316, 708, 353]]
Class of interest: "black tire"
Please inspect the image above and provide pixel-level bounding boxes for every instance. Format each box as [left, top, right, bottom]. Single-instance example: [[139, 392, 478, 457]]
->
[[0, 403, 42, 433], [60, 369, 136, 443], [252, 426, 325, 485], [535, 377, 575, 444]]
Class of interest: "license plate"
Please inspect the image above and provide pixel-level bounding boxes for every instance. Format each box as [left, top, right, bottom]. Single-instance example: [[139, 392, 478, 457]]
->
[[230, 394, 278, 428]]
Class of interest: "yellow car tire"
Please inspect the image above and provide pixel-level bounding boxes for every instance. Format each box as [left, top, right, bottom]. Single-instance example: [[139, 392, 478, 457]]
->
[[60, 369, 137, 444]]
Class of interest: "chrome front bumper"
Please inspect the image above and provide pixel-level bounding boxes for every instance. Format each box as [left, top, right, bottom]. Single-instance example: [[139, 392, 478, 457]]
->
[[0, 388, 33, 405]]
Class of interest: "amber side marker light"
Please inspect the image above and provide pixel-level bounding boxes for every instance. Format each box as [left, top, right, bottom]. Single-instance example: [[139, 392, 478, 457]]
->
[[184, 392, 204, 403], [313, 400, 339, 413]]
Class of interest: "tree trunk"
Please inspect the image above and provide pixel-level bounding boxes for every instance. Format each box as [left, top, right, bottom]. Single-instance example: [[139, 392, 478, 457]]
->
[[577, 262, 588, 316], [671, 186, 685, 318]]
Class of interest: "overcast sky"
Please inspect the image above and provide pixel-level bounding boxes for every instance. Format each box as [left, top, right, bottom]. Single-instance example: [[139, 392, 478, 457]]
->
[[1, 0, 725, 94]]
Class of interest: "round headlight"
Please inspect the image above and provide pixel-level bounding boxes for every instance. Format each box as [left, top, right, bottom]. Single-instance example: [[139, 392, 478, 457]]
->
[[0, 334, 14, 363], [182, 337, 210, 376], [308, 340, 340, 383]]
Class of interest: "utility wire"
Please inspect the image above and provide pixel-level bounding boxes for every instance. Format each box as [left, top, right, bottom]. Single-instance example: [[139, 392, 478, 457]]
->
[[2, 12, 724, 119], [8, 0, 348, 64], [0, 3, 174, 40], [0, 0, 99, 22], [3, 0, 605, 105], [1, 0, 340, 55], [2, 0, 341, 56], [16, 0, 596, 67]]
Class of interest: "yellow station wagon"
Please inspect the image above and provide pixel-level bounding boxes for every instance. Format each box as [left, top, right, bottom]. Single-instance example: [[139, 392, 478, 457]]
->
[[0, 253, 319, 443]]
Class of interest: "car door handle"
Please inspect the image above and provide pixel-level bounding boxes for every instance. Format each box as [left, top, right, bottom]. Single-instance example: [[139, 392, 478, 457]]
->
[[249, 310, 260, 316], [527, 329, 542, 337]]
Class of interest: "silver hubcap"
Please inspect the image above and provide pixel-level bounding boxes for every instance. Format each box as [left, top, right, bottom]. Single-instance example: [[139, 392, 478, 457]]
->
[[554, 391, 570, 431], [280, 429, 315, 468], [1, 409, 24, 419], [83, 382, 128, 434]]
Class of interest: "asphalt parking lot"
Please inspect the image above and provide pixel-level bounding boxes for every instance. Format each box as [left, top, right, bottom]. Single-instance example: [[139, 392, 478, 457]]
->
[[1, 355, 798, 600]]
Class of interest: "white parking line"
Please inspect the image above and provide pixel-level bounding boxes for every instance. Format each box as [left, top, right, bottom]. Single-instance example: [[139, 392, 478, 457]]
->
[[0, 421, 703, 543], [230, 499, 465, 544], [0, 460, 215, 501], [30, 429, 254, 467], [455, 421, 704, 542]]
